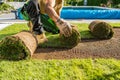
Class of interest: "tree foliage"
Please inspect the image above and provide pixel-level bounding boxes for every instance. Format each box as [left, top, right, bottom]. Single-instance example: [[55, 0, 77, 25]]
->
[[64, 0, 120, 8]]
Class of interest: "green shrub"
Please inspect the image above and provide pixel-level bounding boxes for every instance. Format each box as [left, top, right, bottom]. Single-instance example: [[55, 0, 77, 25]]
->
[[0, 3, 14, 11], [87, 0, 107, 6], [7, 0, 26, 2], [64, 0, 120, 8], [114, 4, 120, 8], [64, 0, 83, 6]]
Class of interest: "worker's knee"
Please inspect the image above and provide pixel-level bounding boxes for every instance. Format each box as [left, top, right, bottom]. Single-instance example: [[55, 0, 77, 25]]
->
[[36, 33, 48, 44]]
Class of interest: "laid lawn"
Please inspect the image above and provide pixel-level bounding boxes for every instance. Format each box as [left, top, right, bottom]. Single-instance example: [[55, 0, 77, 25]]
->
[[0, 23, 120, 80], [0, 59, 120, 80], [0, 23, 29, 40]]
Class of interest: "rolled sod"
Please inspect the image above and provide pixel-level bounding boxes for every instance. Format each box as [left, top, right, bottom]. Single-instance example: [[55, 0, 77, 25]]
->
[[89, 21, 114, 39], [60, 25, 81, 48], [0, 31, 37, 60]]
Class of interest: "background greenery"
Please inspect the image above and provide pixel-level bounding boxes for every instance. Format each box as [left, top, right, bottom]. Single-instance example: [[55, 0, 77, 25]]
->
[[5, 0, 26, 2], [1, 0, 120, 8], [0, 59, 120, 80], [0, 3, 14, 11], [64, 0, 120, 8], [0, 0, 120, 9]]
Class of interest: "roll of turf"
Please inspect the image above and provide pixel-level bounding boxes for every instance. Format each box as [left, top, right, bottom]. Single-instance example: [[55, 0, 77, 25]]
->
[[60, 25, 81, 48], [0, 31, 37, 60], [89, 21, 114, 39]]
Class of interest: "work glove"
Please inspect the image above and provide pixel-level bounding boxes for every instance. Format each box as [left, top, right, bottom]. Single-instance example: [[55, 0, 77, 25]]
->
[[56, 19, 72, 37]]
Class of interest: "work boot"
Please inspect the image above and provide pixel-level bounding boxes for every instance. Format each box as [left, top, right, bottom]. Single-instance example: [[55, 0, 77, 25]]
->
[[36, 33, 48, 44], [27, 21, 33, 32], [27, 21, 47, 44]]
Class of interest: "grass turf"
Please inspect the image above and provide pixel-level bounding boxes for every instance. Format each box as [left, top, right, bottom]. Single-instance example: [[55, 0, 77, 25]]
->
[[60, 26, 81, 48], [0, 23, 91, 48], [0, 59, 120, 80], [0, 36, 30, 60], [0, 23, 29, 40], [0, 23, 120, 48], [0, 23, 120, 79], [89, 21, 114, 39]]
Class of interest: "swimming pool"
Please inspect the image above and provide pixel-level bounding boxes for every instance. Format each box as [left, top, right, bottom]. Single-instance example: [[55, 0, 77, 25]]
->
[[60, 6, 120, 19]]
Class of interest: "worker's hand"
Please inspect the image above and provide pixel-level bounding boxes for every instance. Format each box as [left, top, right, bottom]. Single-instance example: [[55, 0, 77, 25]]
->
[[56, 19, 72, 37]]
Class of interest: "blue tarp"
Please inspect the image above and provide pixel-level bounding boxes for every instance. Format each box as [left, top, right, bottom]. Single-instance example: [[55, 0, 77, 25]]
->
[[17, 8, 24, 19], [18, 7, 120, 19], [61, 9, 120, 19]]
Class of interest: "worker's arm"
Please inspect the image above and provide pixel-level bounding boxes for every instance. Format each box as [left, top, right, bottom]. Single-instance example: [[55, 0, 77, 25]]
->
[[45, 0, 72, 37], [45, 0, 59, 22]]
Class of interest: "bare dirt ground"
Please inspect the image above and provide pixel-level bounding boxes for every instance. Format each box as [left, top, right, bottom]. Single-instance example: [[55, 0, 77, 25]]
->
[[32, 28, 120, 60]]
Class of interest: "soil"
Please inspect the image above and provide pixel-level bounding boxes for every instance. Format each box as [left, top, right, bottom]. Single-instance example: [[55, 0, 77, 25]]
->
[[32, 28, 120, 60]]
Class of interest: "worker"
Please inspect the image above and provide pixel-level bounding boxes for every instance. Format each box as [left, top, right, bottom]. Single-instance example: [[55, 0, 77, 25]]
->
[[21, 0, 72, 43]]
